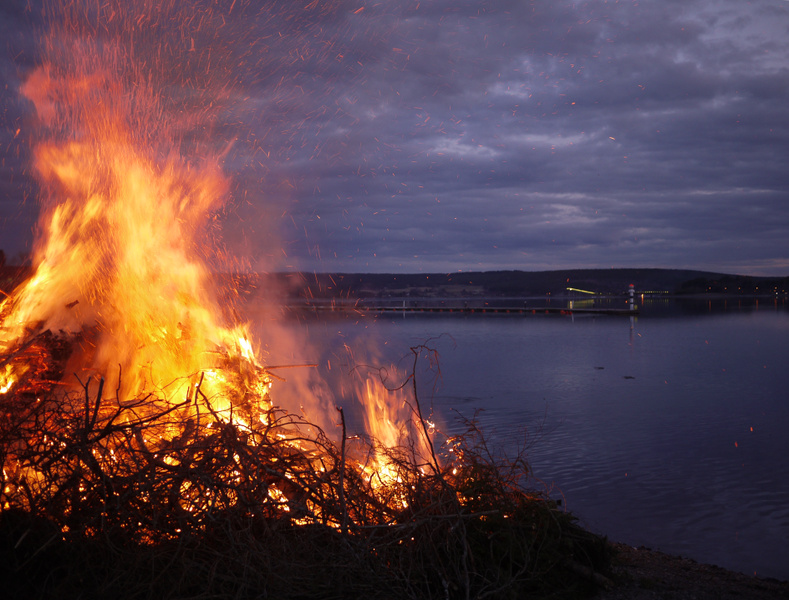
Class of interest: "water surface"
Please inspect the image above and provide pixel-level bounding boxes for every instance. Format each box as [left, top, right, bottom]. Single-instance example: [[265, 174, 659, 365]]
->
[[253, 297, 789, 579]]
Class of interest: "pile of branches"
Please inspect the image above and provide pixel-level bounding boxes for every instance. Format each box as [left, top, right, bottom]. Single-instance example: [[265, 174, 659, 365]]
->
[[1, 337, 611, 600]]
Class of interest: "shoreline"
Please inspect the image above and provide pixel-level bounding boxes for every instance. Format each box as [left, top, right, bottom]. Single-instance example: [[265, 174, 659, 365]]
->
[[598, 542, 789, 599]]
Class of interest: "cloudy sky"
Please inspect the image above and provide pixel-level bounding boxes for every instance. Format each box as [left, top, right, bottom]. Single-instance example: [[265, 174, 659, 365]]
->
[[2, 0, 788, 275]]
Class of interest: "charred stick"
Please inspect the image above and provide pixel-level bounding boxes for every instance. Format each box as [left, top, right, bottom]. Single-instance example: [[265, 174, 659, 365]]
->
[[114, 364, 122, 399], [336, 405, 348, 535], [192, 371, 205, 430], [75, 373, 93, 431], [91, 377, 104, 428], [408, 345, 442, 478], [196, 382, 223, 423]]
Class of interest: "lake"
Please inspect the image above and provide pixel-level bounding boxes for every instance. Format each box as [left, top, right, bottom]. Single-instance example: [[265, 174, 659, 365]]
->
[[249, 296, 789, 580]]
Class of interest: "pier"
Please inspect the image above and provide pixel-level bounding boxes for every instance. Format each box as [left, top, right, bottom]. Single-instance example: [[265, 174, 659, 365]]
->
[[295, 300, 639, 316]]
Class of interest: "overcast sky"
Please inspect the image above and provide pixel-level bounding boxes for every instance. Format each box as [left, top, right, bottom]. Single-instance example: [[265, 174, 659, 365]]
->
[[2, 0, 788, 275]]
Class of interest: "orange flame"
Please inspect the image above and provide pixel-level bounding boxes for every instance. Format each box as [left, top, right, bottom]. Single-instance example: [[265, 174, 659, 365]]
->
[[0, 1, 434, 524], [357, 375, 436, 499], [0, 9, 267, 415]]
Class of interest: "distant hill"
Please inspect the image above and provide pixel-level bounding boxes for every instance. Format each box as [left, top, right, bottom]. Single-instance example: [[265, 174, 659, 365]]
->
[[249, 269, 789, 300]]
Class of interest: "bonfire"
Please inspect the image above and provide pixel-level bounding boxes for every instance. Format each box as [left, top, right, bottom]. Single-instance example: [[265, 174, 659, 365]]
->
[[1, 2, 609, 598]]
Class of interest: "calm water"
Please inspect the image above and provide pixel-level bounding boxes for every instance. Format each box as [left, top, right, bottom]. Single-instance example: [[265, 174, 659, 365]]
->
[[252, 297, 789, 579]]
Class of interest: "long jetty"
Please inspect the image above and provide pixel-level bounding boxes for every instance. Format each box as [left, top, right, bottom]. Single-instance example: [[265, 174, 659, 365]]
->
[[295, 300, 639, 316]]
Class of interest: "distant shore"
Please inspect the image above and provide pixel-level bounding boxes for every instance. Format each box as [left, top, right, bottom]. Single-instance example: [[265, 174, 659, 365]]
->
[[231, 268, 789, 304], [3, 265, 788, 303]]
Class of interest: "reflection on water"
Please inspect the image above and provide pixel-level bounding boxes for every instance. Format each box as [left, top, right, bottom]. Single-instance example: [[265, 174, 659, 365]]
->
[[253, 297, 789, 579]]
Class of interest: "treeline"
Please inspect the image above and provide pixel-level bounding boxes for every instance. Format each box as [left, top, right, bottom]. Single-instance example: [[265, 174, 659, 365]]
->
[[5, 263, 788, 301]]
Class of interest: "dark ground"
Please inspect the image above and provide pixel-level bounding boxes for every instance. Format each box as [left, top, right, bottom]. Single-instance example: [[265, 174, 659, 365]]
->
[[597, 543, 789, 599]]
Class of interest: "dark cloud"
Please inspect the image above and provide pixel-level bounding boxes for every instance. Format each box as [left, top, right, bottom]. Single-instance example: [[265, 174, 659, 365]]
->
[[1, 0, 788, 274]]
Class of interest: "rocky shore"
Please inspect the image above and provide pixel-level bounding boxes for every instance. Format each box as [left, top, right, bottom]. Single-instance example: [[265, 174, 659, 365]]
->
[[597, 543, 789, 599]]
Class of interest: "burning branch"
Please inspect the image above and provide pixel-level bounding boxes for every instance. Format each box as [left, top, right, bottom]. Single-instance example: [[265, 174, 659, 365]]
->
[[1, 342, 611, 598], [0, 0, 614, 594]]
